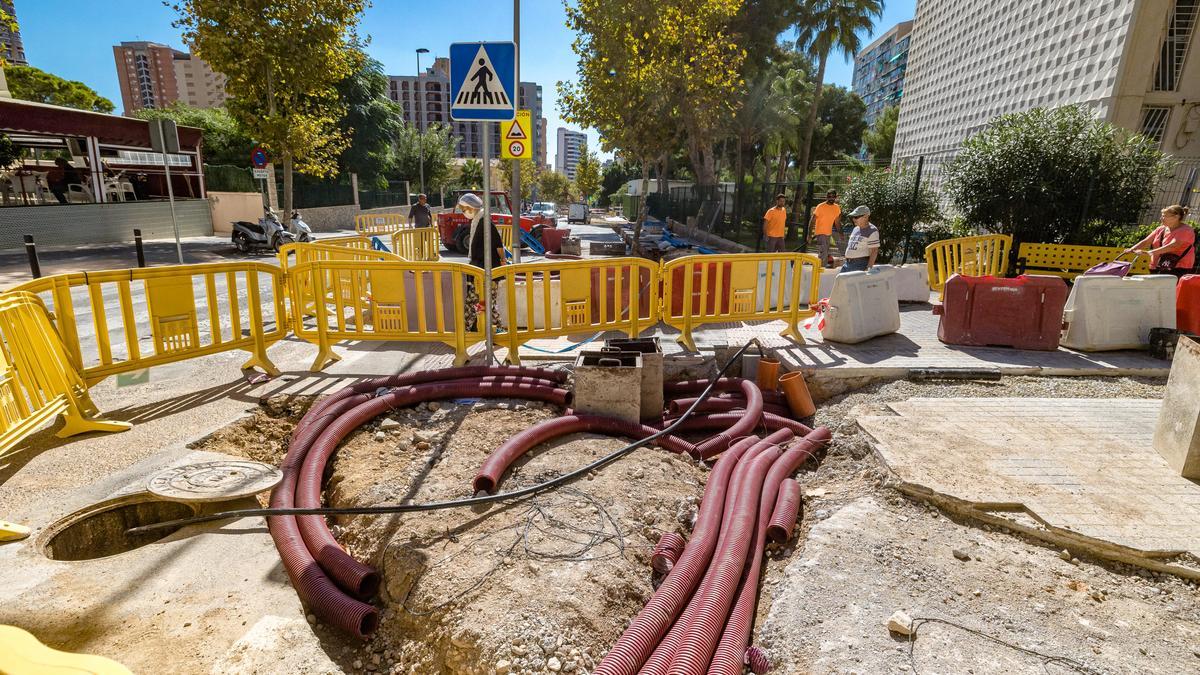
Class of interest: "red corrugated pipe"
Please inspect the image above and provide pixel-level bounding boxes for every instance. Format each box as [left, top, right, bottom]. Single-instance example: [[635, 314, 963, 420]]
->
[[651, 532, 687, 574], [590, 435, 763, 675], [473, 414, 697, 494], [655, 413, 813, 455], [666, 396, 791, 418], [664, 378, 785, 405], [638, 433, 792, 675], [766, 479, 802, 544], [295, 380, 569, 599], [708, 428, 831, 675], [693, 379, 764, 458]]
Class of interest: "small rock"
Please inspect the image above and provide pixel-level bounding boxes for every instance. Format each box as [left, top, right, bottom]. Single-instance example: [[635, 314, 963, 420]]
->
[[373, 432, 386, 442], [416, 441, 431, 451], [380, 418, 402, 430], [428, 401, 441, 411], [495, 661, 512, 674], [887, 610, 914, 636], [353, 660, 363, 670], [1070, 558, 1081, 566], [1091, 591, 1104, 602], [547, 656, 562, 671], [1059, 549, 1071, 561], [305, 614, 316, 624], [371, 654, 381, 666], [972, 589, 982, 597], [512, 645, 527, 657], [952, 549, 970, 561], [813, 509, 830, 520], [562, 660, 577, 672]]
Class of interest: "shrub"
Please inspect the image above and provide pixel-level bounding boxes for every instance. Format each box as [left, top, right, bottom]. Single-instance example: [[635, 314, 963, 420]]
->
[[943, 105, 1170, 248], [841, 166, 942, 261]]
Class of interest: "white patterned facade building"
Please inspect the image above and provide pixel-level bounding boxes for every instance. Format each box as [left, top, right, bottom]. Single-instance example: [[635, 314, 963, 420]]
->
[[895, 0, 1200, 172]]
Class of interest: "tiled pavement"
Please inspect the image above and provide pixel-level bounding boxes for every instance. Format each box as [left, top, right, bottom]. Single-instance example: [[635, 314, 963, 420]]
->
[[859, 398, 1200, 557]]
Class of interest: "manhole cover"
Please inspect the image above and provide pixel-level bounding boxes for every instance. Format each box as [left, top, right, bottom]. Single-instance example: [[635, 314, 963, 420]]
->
[[147, 460, 282, 502]]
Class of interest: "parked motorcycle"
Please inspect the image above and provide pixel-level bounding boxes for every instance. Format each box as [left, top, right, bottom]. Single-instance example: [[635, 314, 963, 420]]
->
[[289, 211, 313, 243], [231, 208, 295, 253]]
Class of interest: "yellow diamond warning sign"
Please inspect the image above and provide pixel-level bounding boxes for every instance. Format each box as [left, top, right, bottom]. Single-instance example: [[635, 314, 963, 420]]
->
[[501, 110, 532, 160]]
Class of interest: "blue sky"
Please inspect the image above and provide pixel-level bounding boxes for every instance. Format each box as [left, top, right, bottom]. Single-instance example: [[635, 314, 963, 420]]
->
[[14, 0, 916, 161]]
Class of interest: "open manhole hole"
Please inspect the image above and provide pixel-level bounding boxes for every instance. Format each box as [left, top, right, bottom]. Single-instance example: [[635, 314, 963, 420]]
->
[[41, 495, 197, 561]]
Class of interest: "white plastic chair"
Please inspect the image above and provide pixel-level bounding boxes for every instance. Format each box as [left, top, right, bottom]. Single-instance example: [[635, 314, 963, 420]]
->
[[67, 184, 94, 204]]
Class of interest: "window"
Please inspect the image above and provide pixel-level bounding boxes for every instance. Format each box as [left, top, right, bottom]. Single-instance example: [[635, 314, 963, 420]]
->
[[1154, 0, 1198, 90], [1139, 106, 1172, 146]]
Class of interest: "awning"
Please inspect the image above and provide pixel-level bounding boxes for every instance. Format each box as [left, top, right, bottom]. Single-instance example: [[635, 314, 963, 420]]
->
[[0, 98, 203, 150]]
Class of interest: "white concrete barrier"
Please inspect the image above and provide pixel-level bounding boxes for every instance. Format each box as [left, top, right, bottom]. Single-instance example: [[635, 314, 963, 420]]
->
[[897, 263, 932, 303], [1061, 275, 1177, 351], [495, 278, 562, 330], [821, 267, 901, 344]]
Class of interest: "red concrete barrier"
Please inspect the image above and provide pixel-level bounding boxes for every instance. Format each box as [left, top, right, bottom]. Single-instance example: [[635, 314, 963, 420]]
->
[[935, 274, 1068, 351], [1179, 275, 1200, 336]]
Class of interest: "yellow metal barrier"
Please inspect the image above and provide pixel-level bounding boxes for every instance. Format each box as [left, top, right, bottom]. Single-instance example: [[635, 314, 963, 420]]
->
[[0, 292, 129, 459], [291, 259, 485, 370], [355, 212, 406, 235], [390, 227, 440, 262], [8, 263, 286, 385], [494, 257, 660, 364], [661, 253, 822, 351], [925, 234, 1012, 296], [1016, 242, 1150, 280], [497, 224, 515, 253]]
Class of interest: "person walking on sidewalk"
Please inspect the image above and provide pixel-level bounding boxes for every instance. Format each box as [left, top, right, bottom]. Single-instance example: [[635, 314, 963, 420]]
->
[[809, 190, 842, 267], [408, 193, 433, 228], [841, 205, 880, 272], [763, 194, 788, 252]]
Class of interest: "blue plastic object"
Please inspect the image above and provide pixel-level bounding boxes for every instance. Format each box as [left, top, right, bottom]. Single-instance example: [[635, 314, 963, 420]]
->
[[371, 236, 390, 252]]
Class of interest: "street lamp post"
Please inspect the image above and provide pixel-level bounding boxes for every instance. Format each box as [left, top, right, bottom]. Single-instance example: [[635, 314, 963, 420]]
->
[[416, 48, 430, 199]]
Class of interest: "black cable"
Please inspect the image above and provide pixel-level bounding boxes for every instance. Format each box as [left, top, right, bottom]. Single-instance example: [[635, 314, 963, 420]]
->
[[128, 338, 763, 535]]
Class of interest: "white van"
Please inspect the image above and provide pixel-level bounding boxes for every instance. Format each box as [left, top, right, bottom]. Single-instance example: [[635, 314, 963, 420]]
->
[[568, 203, 591, 224]]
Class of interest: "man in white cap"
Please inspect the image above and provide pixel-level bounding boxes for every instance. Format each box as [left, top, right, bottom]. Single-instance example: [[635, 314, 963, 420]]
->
[[841, 205, 879, 272]]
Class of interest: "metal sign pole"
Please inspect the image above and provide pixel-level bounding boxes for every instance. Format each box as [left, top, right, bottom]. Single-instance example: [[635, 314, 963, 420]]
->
[[160, 120, 183, 264], [511, 0, 521, 265], [483, 124, 495, 364]]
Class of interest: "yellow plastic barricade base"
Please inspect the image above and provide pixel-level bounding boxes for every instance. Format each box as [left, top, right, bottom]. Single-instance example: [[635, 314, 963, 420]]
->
[[0, 625, 133, 675], [0, 520, 31, 542]]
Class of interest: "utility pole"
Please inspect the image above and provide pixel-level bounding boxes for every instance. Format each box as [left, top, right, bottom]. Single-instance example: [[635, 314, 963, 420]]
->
[[416, 48, 430, 197], [483, 125, 495, 364], [511, 0, 522, 264]]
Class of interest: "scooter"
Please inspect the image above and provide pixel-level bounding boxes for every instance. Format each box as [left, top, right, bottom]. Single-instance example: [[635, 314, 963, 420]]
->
[[232, 208, 295, 254], [289, 211, 313, 243]]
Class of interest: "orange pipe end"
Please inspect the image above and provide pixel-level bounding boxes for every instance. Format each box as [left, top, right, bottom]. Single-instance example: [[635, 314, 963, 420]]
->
[[778, 370, 816, 418], [756, 358, 780, 391]]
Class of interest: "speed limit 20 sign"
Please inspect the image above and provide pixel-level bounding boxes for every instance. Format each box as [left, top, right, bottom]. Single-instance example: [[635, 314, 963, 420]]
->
[[501, 110, 532, 160]]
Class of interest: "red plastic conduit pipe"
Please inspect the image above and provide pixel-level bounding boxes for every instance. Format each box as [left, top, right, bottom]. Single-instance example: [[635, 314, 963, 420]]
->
[[709, 428, 831, 675], [295, 380, 570, 599], [766, 478, 803, 544], [638, 432, 793, 675], [687, 379, 763, 458], [659, 412, 813, 447], [473, 414, 697, 495], [590, 435, 763, 675], [666, 397, 792, 418], [664, 378, 785, 405], [651, 532, 687, 574], [665, 436, 790, 674]]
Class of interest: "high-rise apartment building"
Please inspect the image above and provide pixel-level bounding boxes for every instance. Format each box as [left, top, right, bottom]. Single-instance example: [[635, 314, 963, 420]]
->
[[555, 127, 587, 180], [1, 1, 27, 66], [894, 0, 1200, 165], [113, 42, 227, 115], [852, 20, 912, 128], [389, 57, 545, 161]]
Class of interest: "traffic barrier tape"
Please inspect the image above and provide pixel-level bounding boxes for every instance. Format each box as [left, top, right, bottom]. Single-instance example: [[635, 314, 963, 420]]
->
[[925, 234, 1012, 297]]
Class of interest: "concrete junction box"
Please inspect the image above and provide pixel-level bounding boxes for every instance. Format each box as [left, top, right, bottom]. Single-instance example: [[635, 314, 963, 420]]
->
[[1154, 336, 1200, 479], [605, 338, 664, 421], [573, 350, 643, 424]]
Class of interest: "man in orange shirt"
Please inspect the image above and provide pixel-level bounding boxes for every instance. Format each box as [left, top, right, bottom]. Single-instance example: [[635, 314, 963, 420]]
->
[[808, 189, 842, 267], [763, 193, 788, 252]]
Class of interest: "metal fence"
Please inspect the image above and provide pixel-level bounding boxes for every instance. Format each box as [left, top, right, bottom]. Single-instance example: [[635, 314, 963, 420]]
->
[[204, 164, 258, 193]]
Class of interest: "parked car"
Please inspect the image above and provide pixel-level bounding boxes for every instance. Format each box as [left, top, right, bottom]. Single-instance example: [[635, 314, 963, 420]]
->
[[567, 202, 590, 224], [530, 202, 557, 221]]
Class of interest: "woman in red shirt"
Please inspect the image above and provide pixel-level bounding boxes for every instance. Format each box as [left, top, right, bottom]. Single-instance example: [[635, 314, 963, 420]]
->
[[1125, 205, 1195, 277]]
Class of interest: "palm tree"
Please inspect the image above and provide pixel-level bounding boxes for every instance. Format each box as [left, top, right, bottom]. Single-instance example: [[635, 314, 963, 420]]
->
[[793, 0, 882, 183], [458, 159, 483, 190]]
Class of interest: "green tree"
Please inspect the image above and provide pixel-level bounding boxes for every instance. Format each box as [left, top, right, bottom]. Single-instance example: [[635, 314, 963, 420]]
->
[[337, 53, 403, 189], [574, 145, 602, 203], [457, 159, 484, 190], [943, 105, 1170, 247], [172, 0, 366, 219], [841, 165, 942, 262], [792, 0, 882, 181], [134, 103, 253, 166], [5, 65, 114, 113], [864, 104, 898, 160], [767, 60, 814, 184], [810, 85, 867, 163], [499, 157, 539, 202], [598, 159, 639, 207], [392, 122, 457, 193], [538, 171, 575, 205]]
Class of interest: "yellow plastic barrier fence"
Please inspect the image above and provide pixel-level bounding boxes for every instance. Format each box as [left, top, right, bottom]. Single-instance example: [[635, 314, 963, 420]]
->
[[1016, 242, 1150, 280], [493, 257, 660, 364], [925, 234, 1012, 296], [390, 227, 440, 262], [0, 292, 129, 459], [355, 212, 406, 235], [291, 259, 485, 370], [0, 624, 133, 675], [496, 224, 515, 253], [661, 253, 823, 351], [8, 263, 286, 385], [279, 241, 406, 321]]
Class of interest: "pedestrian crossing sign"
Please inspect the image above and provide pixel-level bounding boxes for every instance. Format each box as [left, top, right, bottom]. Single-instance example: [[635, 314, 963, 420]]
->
[[450, 42, 517, 122], [502, 110, 532, 160]]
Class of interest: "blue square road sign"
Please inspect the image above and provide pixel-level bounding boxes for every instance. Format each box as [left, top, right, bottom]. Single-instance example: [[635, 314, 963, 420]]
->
[[450, 42, 517, 122]]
